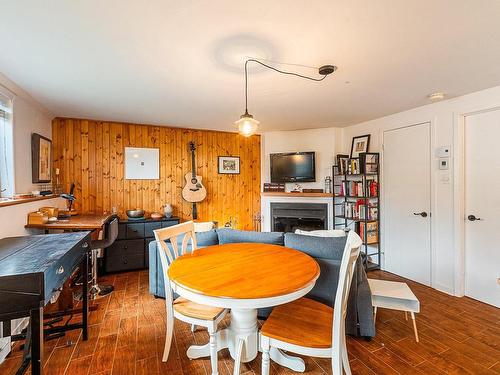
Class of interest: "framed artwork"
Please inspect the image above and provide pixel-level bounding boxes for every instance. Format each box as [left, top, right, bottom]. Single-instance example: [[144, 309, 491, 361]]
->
[[360, 152, 379, 174], [31, 133, 52, 183], [218, 156, 240, 174], [124, 147, 160, 179], [336, 154, 349, 175], [350, 134, 370, 158]]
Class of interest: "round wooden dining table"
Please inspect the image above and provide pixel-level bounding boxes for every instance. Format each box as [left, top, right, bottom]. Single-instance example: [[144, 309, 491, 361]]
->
[[168, 242, 320, 372]]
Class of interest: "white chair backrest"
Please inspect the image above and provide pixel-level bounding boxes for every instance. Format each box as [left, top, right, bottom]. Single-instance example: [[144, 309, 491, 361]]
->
[[154, 221, 198, 266], [154, 221, 198, 306], [332, 230, 361, 352]]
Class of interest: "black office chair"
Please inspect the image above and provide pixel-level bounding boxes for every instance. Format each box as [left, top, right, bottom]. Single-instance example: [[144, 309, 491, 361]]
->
[[90, 217, 118, 297]]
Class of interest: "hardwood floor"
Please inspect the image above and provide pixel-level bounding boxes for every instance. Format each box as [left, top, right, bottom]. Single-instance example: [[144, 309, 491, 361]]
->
[[1, 269, 499, 374]]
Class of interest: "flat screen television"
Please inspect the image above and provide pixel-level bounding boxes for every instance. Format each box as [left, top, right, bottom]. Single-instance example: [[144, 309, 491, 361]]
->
[[270, 152, 316, 182]]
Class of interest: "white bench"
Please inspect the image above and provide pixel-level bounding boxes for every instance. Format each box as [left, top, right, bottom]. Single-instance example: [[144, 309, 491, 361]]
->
[[368, 278, 420, 342]]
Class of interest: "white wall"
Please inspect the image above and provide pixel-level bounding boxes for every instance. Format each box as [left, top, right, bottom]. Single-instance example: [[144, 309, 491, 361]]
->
[[0, 73, 53, 195], [0, 198, 65, 237], [341, 85, 500, 296], [0, 73, 57, 362], [261, 85, 500, 297], [261, 127, 342, 191]]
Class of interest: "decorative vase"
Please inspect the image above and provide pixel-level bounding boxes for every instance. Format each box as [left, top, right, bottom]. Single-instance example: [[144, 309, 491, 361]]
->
[[163, 204, 173, 218]]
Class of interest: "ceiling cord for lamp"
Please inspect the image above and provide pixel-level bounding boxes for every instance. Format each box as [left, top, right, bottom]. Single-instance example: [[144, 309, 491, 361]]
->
[[244, 58, 331, 115], [235, 58, 336, 137]]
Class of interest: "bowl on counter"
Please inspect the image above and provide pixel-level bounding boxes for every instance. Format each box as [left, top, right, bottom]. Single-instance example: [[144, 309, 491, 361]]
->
[[126, 209, 145, 218], [150, 212, 163, 220]]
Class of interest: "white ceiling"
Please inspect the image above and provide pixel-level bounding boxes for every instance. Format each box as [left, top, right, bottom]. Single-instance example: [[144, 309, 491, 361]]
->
[[2, 0, 500, 131]]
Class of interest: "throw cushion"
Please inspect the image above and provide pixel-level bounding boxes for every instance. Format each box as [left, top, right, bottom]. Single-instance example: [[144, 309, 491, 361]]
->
[[194, 221, 216, 232], [216, 228, 284, 245], [295, 229, 347, 237], [284, 233, 347, 260]]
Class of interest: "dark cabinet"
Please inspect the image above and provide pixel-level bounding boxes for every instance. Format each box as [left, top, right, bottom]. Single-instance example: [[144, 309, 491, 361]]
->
[[104, 217, 179, 273]]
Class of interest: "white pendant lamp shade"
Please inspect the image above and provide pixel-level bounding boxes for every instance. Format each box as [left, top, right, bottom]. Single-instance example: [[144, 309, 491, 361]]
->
[[235, 112, 259, 137]]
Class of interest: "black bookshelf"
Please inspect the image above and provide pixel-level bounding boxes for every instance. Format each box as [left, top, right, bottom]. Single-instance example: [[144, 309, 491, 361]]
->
[[333, 152, 381, 271]]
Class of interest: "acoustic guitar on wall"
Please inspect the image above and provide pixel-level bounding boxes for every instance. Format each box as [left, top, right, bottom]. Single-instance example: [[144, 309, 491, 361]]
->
[[182, 141, 207, 219]]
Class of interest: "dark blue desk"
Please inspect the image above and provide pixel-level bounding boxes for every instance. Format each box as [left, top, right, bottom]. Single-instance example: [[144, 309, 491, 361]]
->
[[0, 232, 91, 375]]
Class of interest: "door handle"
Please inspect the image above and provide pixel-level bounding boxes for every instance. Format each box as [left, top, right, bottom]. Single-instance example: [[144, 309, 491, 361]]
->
[[467, 215, 482, 221], [413, 212, 428, 218]]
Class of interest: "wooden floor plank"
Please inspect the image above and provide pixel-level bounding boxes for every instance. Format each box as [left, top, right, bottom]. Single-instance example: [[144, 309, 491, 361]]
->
[[88, 334, 118, 374], [1, 269, 499, 375], [43, 345, 75, 375], [111, 345, 135, 375], [72, 324, 102, 360], [136, 356, 158, 375], [64, 355, 93, 375]]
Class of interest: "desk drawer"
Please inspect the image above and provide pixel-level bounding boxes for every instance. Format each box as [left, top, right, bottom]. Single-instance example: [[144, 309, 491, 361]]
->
[[126, 223, 144, 239], [105, 253, 144, 273], [107, 239, 144, 258], [44, 236, 89, 301]]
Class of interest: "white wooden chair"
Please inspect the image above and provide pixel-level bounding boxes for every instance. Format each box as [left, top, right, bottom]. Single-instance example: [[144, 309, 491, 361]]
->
[[154, 221, 228, 375], [260, 230, 362, 375]]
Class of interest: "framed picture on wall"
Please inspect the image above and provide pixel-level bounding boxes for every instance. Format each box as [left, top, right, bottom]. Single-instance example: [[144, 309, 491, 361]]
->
[[336, 154, 350, 175], [218, 156, 240, 174], [31, 133, 52, 183], [350, 134, 370, 158]]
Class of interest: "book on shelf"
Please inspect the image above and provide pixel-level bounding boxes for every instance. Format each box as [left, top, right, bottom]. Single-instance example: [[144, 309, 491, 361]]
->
[[359, 152, 379, 174], [335, 155, 361, 175], [343, 201, 378, 220], [369, 180, 378, 197], [336, 154, 349, 175], [339, 180, 378, 197], [263, 183, 285, 192], [358, 221, 378, 244], [349, 159, 361, 174]]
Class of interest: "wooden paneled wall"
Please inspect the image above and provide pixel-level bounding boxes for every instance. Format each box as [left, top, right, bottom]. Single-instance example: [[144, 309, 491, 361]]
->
[[52, 118, 261, 230]]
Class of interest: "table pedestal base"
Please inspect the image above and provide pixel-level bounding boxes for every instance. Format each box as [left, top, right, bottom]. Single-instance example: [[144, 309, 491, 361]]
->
[[186, 308, 305, 373]]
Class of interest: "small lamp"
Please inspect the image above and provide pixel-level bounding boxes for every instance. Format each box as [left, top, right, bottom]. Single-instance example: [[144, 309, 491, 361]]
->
[[234, 110, 260, 137], [60, 183, 76, 218]]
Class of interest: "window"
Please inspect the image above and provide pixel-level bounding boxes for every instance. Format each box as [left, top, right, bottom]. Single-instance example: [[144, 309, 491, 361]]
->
[[0, 93, 13, 198]]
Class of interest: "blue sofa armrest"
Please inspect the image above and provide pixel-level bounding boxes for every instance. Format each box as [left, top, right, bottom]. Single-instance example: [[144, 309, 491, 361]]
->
[[149, 240, 166, 298]]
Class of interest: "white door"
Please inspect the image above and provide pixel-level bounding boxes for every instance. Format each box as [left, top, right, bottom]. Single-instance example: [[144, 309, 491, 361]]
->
[[383, 123, 432, 285], [465, 109, 500, 307]]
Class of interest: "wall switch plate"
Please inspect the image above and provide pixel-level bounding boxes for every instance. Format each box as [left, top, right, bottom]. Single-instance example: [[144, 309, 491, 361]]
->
[[439, 158, 449, 170], [441, 174, 451, 184]]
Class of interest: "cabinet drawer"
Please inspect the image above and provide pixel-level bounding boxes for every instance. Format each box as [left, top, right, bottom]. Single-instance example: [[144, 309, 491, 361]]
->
[[107, 239, 144, 257], [105, 253, 144, 273], [126, 223, 144, 239], [162, 219, 179, 228], [117, 224, 127, 240], [145, 222, 161, 238]]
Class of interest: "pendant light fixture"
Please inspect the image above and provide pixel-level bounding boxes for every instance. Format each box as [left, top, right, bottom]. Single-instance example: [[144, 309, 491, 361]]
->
[[235, 59, 337, 136]]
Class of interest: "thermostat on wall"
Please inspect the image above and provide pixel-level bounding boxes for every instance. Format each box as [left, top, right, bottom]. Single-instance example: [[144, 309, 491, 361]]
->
[[439, 158, 449, 170]]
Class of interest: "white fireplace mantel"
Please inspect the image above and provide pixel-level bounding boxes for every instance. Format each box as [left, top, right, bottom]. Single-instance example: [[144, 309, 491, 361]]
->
[[260, 193, 334, 232]]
